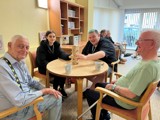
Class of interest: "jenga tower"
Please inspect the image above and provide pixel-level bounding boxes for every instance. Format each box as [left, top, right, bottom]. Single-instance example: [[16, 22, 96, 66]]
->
[[71, 45, 79, 65]]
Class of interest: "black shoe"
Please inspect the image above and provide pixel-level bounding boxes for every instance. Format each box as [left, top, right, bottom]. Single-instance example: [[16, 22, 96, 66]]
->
[[100, 113, 110, 120], [59, 88, 68, 97], [124, 53, 132, 57], [83, 91, 86, 99]]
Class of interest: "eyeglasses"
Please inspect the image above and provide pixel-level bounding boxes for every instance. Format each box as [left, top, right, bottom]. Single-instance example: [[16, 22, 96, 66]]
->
[[136, 39, 153, 44]]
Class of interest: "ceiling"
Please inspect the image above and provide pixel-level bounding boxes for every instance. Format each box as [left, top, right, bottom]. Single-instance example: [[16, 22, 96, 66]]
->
[[114, 0, 160, 8]]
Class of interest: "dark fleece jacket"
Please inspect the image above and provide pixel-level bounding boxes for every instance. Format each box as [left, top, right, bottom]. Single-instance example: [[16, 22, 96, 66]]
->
[[36, 40, 70, 74]]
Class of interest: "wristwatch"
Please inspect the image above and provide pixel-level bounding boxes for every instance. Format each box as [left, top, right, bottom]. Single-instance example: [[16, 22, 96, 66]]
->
[[112, 84, 117, 91]]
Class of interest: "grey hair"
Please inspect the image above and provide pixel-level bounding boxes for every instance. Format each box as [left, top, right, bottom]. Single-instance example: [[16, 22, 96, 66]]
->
[[10, 35, 28, 43], [141, 29, 160, 49], [88, 29, 99, 34]]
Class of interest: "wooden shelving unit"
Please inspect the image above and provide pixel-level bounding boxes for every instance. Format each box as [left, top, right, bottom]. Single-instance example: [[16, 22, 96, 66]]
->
[[80, 7, 84, 33], [48, 0, 84, 36]]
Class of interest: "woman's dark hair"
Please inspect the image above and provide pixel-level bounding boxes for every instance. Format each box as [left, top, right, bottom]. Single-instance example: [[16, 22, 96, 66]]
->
[[45, 30, 56, 37]]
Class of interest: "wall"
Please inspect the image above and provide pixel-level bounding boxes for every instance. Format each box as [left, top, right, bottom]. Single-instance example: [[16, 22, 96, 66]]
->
[[93, 0, 160, 43], [94, 0, 118, 9], [68, 0, 75, 3], [76, 0, 94, 41], [93, 7, 123, 42], [0, 0, 49, 54], [93, 0, 124, 42]]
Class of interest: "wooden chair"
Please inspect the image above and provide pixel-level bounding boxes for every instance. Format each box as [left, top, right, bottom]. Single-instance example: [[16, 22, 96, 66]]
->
[[107, 49, 120, 83], [0, 97, 44, 120], [95, 79, 159, 120], [86, 49, 120, 87], [122, 43, 127, 52], [29, 51, 49, 88]]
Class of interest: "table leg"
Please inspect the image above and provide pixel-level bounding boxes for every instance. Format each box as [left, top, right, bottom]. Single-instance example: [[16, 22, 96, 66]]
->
[[46, 70, 50, 88], [77, 78, 83, 120]]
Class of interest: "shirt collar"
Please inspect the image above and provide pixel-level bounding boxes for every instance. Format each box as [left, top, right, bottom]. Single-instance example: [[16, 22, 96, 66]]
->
[[4, 53, 25, 65]]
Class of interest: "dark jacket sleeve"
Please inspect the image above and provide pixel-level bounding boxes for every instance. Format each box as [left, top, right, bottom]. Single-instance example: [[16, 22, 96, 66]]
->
[[36, 46, 49, 74], [105, 36, 114, 44], [82, 41, 92, 55], [55, 42, 71, 60], [58, 47, 71, 60]]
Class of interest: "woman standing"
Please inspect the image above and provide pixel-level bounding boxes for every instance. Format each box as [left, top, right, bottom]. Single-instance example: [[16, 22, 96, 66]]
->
[[36, 30, 70, 97]]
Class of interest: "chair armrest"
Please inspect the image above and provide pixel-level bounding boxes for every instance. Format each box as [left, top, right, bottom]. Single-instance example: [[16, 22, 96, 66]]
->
[[95, 87, 142, 107], [111, 59, 120, 66], [114, 73, 122, 78], [0, 97, 44, 119]]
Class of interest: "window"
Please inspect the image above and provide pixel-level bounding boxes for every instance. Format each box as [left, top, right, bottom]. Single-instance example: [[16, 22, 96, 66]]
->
[[123, 8, 160, 49]]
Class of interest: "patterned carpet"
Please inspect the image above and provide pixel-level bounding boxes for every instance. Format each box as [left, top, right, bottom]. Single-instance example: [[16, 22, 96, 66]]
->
[[61, 56, 160, 120]]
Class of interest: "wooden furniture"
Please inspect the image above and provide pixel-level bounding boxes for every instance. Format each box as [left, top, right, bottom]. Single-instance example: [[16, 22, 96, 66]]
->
[[108, 49, 120, 83], [46, 59, 108, 120], [95, 79, 159, 120], [29, 51, 49, 88], [61, 41, 86, 54], [0, 97, 44, 120], [69, 45, 79, 65], [48, 0, 84, 37], [122, 43, 127, 52]]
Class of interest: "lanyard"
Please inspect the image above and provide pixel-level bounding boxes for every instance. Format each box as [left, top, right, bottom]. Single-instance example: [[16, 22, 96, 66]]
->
[[2, 57, 23, 91], [92, 46, 96, 53]]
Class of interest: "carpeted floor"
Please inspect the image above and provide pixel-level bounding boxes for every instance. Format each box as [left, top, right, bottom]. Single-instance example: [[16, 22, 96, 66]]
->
[[61, 56, 160, 120]]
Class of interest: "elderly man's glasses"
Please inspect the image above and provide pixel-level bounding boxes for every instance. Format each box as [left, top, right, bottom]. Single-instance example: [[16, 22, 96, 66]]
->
[[136, 39, 153, 44]]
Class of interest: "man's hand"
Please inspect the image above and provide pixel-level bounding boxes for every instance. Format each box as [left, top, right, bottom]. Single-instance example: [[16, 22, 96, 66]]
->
[[41, 88, 62, 99], [111, 79, 117, 84], [106, 84, 137, 99], [105, 84, 113, 90]]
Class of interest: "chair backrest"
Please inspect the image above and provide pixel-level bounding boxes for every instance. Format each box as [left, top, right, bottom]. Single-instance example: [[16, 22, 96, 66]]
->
[[29, 51, 37, 76], [115, 49, 120, 60], [140, 80, 159, 105], [113, 49, 120, 72]]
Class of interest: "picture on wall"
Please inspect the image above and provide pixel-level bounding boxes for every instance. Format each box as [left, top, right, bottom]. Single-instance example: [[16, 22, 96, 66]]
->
[[39, 32, 46, 41], [0, 35, 5, 53]]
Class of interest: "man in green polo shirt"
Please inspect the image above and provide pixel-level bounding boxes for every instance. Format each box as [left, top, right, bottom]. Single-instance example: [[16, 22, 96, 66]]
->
[[84, 29, 160, 120]]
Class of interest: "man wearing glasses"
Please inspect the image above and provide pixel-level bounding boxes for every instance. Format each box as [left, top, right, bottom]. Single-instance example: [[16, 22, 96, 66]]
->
[[84, 29, 160, 120]]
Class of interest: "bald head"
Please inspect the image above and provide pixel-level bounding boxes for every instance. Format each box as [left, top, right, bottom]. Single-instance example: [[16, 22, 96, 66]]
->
[[141, 29, 160, 49]]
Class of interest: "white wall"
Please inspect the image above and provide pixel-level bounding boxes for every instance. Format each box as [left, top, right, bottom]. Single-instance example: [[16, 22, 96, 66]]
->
[[93, 7, 124, 42], [94, 0, 118, 9], [93, 0, 125, 42], [93, 8, 111, 32]]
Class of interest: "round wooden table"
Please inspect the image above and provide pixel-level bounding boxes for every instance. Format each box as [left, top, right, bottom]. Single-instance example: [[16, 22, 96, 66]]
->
[[46, 59, 108, 120]]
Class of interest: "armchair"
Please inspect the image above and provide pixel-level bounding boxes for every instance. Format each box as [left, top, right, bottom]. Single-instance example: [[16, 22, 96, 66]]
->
[[0, 97, 44, 120], [95, 80, 159, 120]]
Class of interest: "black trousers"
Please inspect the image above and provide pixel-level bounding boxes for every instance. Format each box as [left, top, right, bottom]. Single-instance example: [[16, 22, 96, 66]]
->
[[84, 83, 125, 120], [50, 74, 65, 90], [157, 81, 160, 87]]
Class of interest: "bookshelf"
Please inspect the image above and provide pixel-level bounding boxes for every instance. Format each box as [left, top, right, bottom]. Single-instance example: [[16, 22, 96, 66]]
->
[[48, 0, 84, 36]]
